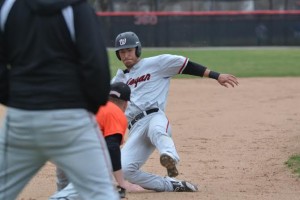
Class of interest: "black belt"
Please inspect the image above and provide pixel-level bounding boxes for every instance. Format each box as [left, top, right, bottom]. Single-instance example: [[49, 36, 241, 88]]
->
[[128, 108, 159, 130]]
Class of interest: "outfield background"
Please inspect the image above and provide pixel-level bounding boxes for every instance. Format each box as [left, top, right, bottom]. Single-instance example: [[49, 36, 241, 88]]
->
[[108, 47, 300, 77]]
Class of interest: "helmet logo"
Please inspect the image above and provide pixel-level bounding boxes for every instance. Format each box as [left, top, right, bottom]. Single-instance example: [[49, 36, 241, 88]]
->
[[119, 38, 126, 46]]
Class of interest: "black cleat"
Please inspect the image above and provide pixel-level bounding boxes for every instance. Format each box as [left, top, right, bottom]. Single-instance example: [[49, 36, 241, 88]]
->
[[169, 178, 198, 192]]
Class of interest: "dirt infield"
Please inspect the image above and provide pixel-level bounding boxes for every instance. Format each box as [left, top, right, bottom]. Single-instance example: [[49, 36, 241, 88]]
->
[[1, 78, 300, 200]]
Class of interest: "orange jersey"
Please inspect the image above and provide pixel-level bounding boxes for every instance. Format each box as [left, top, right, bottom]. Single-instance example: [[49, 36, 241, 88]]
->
[[96, 101, 127, 141]]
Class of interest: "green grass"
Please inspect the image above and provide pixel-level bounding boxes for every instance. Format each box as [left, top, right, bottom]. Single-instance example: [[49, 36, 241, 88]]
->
[[107, 47, 300, 78], [285, 155, 300, 177]]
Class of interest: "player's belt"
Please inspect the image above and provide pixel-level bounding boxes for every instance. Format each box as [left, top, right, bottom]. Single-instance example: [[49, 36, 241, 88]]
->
[[128, 108, 159, 130]]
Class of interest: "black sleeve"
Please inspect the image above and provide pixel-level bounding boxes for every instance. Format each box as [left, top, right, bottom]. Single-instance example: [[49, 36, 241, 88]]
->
[[0, 66, 9, 105], [0, 31, 9, 105], [182, 61, 207, 77], [73, 3, 111, 113], [105, 134, 123, 171]]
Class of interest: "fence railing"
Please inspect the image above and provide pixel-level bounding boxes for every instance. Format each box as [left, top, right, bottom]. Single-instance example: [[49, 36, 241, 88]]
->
[[90, 0, 300, 12]]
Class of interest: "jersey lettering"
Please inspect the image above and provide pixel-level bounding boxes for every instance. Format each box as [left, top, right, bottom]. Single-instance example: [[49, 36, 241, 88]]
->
[[127, 73, 151, 87]]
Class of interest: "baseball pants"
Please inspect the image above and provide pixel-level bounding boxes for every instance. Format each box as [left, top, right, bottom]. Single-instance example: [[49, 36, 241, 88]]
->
[[121, 110, 180, 191], [0, 107, 119, 200]]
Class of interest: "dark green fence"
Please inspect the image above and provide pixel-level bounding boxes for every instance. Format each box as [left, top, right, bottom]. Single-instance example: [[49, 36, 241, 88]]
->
[[98, 11, 300, 47]]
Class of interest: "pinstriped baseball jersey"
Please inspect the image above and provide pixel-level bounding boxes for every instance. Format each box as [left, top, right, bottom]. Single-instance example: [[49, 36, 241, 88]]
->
[[112, 54, 188, 122]]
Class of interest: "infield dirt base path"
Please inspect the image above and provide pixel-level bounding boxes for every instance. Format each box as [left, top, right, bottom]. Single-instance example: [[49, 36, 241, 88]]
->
[[1, 78, 300, 200]]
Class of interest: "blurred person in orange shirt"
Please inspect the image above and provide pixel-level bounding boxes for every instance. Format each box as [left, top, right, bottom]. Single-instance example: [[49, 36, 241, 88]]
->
[[96, 82, 144, 197]]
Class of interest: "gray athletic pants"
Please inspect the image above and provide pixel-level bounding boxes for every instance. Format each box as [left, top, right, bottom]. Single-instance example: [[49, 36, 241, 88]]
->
[[0, 107, 119, 200], [121, 110, 179, 192]]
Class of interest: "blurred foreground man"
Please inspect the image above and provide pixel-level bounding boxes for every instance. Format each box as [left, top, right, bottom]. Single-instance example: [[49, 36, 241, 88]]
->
[[0, 0, 119, 199]]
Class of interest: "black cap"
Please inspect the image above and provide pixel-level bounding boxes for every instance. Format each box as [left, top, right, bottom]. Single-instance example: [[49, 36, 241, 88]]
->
[[109, 82, 131, 101]]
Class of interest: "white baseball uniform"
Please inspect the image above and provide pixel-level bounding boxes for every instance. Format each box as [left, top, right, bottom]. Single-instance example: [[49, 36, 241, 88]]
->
[[112, 54, 189, 191], [49, 54, 190, 198]]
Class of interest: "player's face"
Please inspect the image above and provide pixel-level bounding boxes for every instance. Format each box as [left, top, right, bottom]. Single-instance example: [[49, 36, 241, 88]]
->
[[118, 48, 139, 69]]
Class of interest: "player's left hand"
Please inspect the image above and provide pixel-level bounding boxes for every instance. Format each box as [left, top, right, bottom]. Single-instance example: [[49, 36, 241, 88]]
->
[[217, 74, 239, 88]]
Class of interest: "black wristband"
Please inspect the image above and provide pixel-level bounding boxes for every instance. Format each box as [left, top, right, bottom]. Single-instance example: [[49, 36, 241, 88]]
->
[[208, 71, 220, 80]]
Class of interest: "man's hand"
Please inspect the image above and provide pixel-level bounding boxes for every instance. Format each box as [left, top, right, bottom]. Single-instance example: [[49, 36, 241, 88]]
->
[[217, 74, 239, 88], [123, 180, 145, 192]]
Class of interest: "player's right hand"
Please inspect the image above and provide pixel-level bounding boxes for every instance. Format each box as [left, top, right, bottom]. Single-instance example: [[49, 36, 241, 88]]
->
[[218, 74, 239, 88]]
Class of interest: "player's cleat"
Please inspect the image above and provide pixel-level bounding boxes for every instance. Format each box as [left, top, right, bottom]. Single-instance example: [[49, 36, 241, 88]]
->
[[168, 178, 198, 192], [160, 153, 179, 177]]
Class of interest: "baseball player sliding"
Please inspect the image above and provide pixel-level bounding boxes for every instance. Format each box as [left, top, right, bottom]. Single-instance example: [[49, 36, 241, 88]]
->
[[112, 31, 239, 192]]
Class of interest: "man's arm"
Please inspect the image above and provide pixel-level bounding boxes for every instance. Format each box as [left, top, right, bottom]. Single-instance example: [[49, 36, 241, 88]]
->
[[105, 134, 122, 172], [105, 134, 144, 192], [203, 69, 239, 88], [182, 61, 239, 88], [104, 134, 128, 189], [0, 31, 9, 105], [73, 3, 111, 113], [0, 66, 9, 105]]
